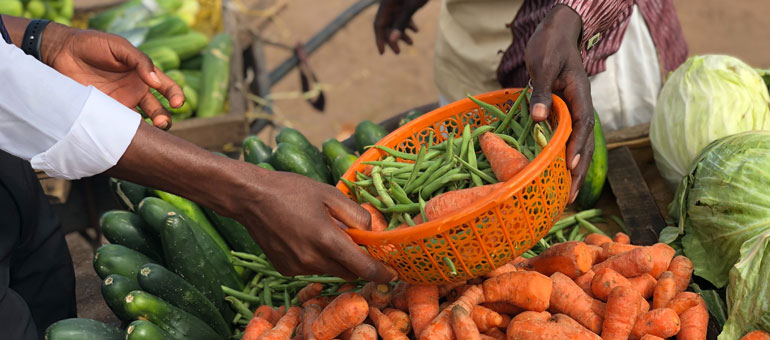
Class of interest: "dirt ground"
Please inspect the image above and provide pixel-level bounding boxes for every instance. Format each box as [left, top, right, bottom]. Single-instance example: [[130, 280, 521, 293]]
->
[[66, 0, 770, 323]]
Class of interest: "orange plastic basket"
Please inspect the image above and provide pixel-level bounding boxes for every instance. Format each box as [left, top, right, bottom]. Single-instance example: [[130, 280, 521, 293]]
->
[[337, 89, 572, 284]]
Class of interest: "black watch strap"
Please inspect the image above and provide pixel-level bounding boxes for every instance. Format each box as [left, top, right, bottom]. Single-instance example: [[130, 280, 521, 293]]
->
[[22, 19, 51, 61]]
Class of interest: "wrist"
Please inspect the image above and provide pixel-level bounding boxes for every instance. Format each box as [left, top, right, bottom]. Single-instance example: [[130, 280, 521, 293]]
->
[[543, 4, 583, 48], [39, 22, 75, 66]]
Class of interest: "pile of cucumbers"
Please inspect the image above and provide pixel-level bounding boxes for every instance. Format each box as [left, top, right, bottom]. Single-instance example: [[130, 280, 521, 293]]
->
[[0, 0, 73, 25]]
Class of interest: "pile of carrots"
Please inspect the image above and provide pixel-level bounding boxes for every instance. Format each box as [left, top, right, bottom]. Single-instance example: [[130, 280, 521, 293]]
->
[[237, 233, 716, 340]]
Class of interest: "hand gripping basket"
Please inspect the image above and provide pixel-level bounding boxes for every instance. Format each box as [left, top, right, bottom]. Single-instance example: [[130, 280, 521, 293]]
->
[[337, 89, 572, 284]]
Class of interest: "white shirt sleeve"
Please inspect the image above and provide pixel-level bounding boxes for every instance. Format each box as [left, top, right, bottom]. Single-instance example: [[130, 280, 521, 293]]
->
[[0, 40, 141, 180]]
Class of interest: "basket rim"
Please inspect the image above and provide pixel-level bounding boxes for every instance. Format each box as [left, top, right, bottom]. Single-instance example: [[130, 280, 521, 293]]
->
[[338, 89, 572, 245]]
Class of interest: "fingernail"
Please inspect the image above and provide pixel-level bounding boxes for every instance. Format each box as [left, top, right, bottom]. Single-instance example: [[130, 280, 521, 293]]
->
[[157, 120, 169, 130], [533, 103, 547, 120], [571, 154, 581, 169], [150, 72, 161, 84], [570, 190, 579, 203], [387, 267, 399, 282]]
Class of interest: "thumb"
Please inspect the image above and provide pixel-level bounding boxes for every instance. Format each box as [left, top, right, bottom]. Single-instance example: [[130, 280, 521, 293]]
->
[[528, 71, 556, 122], [326, 189, 371, 231]]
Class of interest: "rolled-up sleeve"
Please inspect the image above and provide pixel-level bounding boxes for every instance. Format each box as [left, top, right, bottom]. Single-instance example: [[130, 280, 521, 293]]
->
[[0, 40, 140, 180], [556, 0, 634, 53]]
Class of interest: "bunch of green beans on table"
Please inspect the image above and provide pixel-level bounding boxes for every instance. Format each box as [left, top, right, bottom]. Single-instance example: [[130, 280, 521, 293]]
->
[[520, 209, 631, 258]]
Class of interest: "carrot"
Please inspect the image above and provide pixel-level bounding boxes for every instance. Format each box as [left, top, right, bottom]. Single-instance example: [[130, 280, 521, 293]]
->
[[303, 297, 330, 309], [640, 335, 665, 340], [613, 232, 631, 244], [383, 308, 411, 334], [338, 328, 354, 340], [303, 304, 323, 340], [599, 242, 639, 262], [450, 305, 482, 340], [601, 286, 641, 340], [277, 306, 287, 317], [676, 296, 708, 340], [652, 271, 677, 310], [587, 245, 603, 265], [485, 263, 518, 277], [499, 314, 511, 329], [420, 285, 485, 340], [480, 302, 523, 315], [479, 132, 530, 182], [549, 272, 603, 333], [640, 298, 650, 314], [480, 334, 500, 340], [255, 305, 281, 325], [668, 256, 694, 294], [244, 316, 274, 340], [470, 305, 503, 332], [630, 308, 680, 340], [337, 284, 357, 293], [349, 324, 377, 340], [312, 292, 369, 340], [439, 281, 467, 298], [425, 183, 504, 220], [629, 274, 657, 299], [259, 306, 302, 340], [506, 320, 595, 340], [666, 292, 702, 315], [574, 270, 596, 296], [484, 327, 507, 340], [591, 267, 633, 301], [520, 241, 593, 278], [482, 271, 552, 312], [591, 247, 653, 278], [741, 331, 770, 340], [369, 307, 409, 340], [370, 284, 393, 310], [407, 284, 439, 337], [645, 243, 676, 279], [551, 314, 601, 340], [584, 233, 613, 246], [592, 299, 606, 318], [360, 203, 388, 231], [298, 283, 324, 304], [512, 311, 552, 323]]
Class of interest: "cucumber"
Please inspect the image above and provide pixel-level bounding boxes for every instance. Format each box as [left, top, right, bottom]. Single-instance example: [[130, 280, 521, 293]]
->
[[332, 154, 358, 184], [180, 70, 202, 91], [197, 33, 232, 118], [276, 128, 331, 182], [146, 47, 180, 71], [322, 138, 354, 164], [180, 55, 203, 71], [93, 244, 157, 283], [45, 318, 123, 340], [399, 109, 426, 127], [109, 177, 149, 211], [124, 290, 224, 340], [354, 120, 388, 154], [139, 32, 209, 61], [87, 0, 141, 31], [100, 274, 140, 323], [166, 70, 186, 87], [160, 212, 239, 320], [138, 263, 232, 336], [575, 111, 608, 210], [145, 16, 190, 40], [182, 85, 198, 111], [0, 1, 24, 17], [257, 162, 275, 170], [269, 143, 326, 183], [202, 207, 262, 255], [242, 135, 273, 165], [137, 197, 182, 235], [126, 320, 173, 340], [100, 210, 163, 263]]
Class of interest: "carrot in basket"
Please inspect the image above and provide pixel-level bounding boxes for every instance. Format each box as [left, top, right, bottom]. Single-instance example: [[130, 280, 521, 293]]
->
[[298, 283, 324, 304], [369, 307, 409, 340], [312, 292, 369, 340], [303, 304, 323, 340], [482, 271, 551, 312], [506, 319, 595, 340], [349, 324, 377, 340], [592, 247, 653, 278], [646, 243, 676, 279], [549, 272, 603, 334], [384, 308, 411, 334], [361, 203, 388, 232], [479, 132, 530, 182], [741, 331, 770, 340], [551, 314, 601, 340], [584, 233, 613, 246], [630, 308, 680, 340], [666, 292, 702, 315], [629, 274, 657, 299], [652, 271, 677, 310], [601, 286, 641, 340], [676, 295, 708, 340], [520, 241, 593, 278], [259, 306, 302, 340], [480, 302, 523, 315], [484, 327, 507, 340], [424, 183, 504, 220], [470, 305, 503, 332], [613, 232, 631, 244], [599, 242, 639, 262], [420, 285, 485, 340], [512, 311, 552, 323], [390, 282, 409, 312], [640, 335, 665, 340], [668, 256, 694, 294], [451, 305, 482, 340], [255, 305, 282, 325], [407, 284, 439, 337], [243, 316, 274, 340], [574, 270, 596, 296]]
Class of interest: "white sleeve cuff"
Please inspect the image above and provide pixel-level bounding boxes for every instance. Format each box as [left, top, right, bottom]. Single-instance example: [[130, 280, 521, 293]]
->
[[30, 87, 141, 180]]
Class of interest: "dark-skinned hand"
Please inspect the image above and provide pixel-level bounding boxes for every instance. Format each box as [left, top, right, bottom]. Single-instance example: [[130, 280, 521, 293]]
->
[[373, 0, 428, 54], [524, 5, 595, 203]]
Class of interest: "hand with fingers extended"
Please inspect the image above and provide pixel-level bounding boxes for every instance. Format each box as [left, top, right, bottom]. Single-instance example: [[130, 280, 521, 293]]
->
[[524, 5, 595, 203], [373, 0, 428, 54], [42, 25, 184, 130]]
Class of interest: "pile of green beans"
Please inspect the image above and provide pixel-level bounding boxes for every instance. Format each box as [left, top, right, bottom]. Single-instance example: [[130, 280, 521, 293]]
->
[[521, 209, 630, 258]]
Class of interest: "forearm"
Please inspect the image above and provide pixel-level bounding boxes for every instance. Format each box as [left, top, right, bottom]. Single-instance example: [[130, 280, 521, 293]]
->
[[0, 14, 74, 65]]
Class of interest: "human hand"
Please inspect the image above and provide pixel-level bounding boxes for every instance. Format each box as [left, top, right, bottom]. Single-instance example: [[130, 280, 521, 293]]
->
[[524, 5, 595, 203], [42, 25, 184, 130], [373, 0, 428, 54]]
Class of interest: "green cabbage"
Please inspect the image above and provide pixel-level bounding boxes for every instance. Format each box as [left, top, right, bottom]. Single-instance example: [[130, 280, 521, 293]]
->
[[670, 131, 770, 288], [720, 230, 770, 339], [650, 55, 770, 189]]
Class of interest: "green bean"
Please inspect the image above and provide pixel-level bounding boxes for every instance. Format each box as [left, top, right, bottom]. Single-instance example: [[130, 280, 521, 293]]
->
[[442, 257, 458, 276], [293, 276, 350, 283], [575, 215, 606, 236], [355, 171, 370, 181], [455, 156, 497, 184], [340, 177, 358, 190], [404, 160, 443, 193], [555, 229, 567, 243], [423, 162, 456, 190], [609, 215, 630, 235], [418, 195, 427, 221], [367, 145, 418, 161], [389, 182, 413, 205], [387, 214, 401, 230], [357, 188, 385, 209], [495, 133, 523, 151], [353, 179, 373, 186], [362, 161, 412, 168], [460, 125, 471, 160], [470, 125, 495, 139], [223, 286, 260, 303], [568, 224, 581, 241], [406, 147, 427, 188], [290, 295, 299, 306], [226, 296, 254, 318], [467, 139, 483, 187], [231, 251, 267, 264], [517, 111, 535, 148], [534, 124, 548, 148], [467, 94, 507, 120], [379, 203, 421, 214], [421, 171, 470, 198], [495, 89, 526, 133], [262, 279, 273, 307], [403, 213, 416, 226], [284, 288, 290, 308], [445, 133, 455, 163]]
